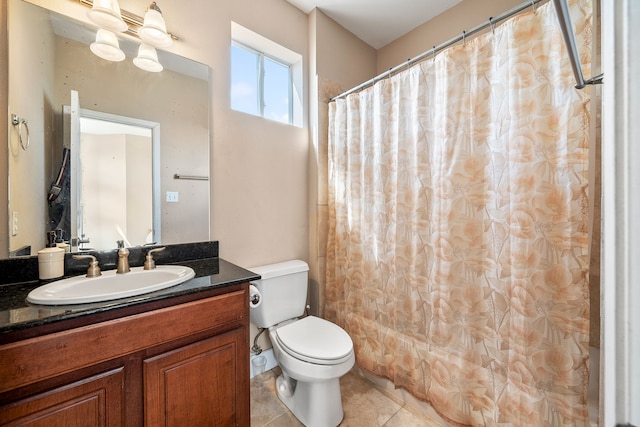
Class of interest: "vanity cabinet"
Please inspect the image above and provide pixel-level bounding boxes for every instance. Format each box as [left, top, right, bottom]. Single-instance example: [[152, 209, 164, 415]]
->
[[0, 284, 250, 426], [144, 330, 243, 425]]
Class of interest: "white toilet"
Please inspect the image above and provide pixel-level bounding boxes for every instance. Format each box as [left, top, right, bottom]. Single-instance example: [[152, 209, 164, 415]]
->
[[249, 260, 355, 427]]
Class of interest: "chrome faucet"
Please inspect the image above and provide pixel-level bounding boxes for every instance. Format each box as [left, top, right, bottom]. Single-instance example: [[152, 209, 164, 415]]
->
[[116, 240, 130, 274]]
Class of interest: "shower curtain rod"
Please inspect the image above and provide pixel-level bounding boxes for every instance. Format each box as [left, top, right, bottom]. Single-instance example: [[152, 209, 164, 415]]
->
[[330, 0, 602, 101], [551, 0, 603, 89]]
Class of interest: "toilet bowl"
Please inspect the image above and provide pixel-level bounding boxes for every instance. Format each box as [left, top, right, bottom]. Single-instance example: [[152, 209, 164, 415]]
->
[[249, 260, 355, 427], [269, 316, 355, 427]]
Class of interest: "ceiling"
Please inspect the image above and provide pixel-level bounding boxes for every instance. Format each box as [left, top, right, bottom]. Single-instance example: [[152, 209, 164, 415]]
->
[[285, 0, 463, 49]]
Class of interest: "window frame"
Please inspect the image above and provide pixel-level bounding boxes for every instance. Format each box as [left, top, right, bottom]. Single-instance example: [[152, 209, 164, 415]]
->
[[231, 40, 293, 124], [230, 22, 303, 128]]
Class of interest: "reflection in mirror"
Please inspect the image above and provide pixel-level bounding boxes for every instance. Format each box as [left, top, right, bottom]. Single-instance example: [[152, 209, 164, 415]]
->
[[64, 101, 160, 250], [7, 0, 210, 256]]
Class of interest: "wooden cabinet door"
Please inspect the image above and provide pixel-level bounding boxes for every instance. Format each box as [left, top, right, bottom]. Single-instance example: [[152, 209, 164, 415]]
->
[[0, 368, 124, 426], [143, 328, 248, 427]]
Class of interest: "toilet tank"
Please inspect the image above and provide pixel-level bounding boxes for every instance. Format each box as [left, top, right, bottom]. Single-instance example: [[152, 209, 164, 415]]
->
[[249, 260, 309, 328]]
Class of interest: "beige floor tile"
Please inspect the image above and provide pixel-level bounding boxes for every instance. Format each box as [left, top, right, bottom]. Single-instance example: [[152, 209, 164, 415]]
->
[[266, 412, 305, 427], [382, 407, 444, 427], [251, 370, 289, 426], [251, 367, 449, 427], [338, 370, 403, 426]]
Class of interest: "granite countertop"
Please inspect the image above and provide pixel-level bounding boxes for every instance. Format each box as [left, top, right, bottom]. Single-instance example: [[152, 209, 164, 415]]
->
[[0, 242, 260, 337]]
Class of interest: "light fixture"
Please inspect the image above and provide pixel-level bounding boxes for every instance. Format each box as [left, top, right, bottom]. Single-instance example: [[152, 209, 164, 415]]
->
[[138, 2, 172, 48], [90, 29, 126, 62], [133, 44, 163, 72], [87, 0, 127, 33]]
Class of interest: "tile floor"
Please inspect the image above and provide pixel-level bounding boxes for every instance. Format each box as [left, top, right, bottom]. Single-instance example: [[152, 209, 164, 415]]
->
[[251, 367, 600, 426], [250, 367, 451, 426]]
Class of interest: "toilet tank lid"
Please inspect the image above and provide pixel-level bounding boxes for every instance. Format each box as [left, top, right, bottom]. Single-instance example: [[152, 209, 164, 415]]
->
[[249, 260, 309, 280]]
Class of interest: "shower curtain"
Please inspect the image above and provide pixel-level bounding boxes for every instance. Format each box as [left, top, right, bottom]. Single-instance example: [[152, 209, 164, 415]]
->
[[326, 0, 592, 425]]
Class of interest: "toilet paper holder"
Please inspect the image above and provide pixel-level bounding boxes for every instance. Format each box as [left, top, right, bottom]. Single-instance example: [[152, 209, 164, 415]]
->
[[249, 284, 262, 308], [250, 293, 260, 305]]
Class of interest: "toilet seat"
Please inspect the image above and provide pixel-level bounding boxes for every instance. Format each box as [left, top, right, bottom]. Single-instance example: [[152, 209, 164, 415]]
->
[[275, 316, 353, 365]]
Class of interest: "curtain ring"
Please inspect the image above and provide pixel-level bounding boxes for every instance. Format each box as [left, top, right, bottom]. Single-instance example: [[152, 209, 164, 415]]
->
[[489, 17, 495, 34], [462, 30, 466, 46], [11, 114, 30, 151], [432, 45, 436, 61], [531, 0, 537, 11]]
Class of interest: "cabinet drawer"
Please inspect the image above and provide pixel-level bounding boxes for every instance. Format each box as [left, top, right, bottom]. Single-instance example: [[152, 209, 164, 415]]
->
[[0, 290, 247, 394], [0, 368, 124, 426]]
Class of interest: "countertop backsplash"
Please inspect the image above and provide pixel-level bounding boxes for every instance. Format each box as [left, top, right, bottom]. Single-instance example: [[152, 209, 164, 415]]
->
[[0, 241, 219, 286]]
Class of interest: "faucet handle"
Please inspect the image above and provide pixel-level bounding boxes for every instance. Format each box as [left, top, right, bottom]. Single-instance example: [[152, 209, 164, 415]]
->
[[144, 247, 166, 270], [73, 254, 102, 278]]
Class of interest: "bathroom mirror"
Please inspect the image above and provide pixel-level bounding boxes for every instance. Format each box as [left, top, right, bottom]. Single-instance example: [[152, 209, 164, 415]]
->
[[6, 0, 210, 255]]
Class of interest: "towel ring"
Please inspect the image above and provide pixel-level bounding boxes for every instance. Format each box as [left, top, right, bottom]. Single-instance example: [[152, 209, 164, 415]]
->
[[11, 114, 30, 151]]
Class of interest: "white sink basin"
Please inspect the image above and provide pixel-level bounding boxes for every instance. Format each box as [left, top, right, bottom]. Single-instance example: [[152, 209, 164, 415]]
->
[[27, 265, 196, 305]]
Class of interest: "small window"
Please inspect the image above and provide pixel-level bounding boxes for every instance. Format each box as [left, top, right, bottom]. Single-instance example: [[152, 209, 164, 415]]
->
[[231, 22, 303, 127], [231, 43, 291, 124]]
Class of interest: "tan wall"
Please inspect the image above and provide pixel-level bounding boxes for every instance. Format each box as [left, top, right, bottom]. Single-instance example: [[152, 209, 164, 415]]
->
[[0, 0, 7, 258], [313, 10, 377, 89], [377, 0, 523, 73], [7, 0, 55, 254], [308, 9, 377, 316], [141, 0, 312, 267]]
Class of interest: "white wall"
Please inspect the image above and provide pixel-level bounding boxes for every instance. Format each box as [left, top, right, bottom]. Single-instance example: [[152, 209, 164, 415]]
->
[[80, 134, 128, 250], [602, 0, 640, 424], [125, 134, 153, 245], [79, 133, 152, 249]]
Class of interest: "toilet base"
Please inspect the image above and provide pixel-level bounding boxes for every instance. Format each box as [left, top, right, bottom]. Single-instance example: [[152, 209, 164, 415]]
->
[[276, 373, 345, 427]]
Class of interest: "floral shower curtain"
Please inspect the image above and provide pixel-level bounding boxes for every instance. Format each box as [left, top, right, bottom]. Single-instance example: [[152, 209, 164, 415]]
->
[[326, 0, 592, 425]]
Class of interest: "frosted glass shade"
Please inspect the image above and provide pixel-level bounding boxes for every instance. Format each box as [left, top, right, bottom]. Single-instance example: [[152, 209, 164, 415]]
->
[[133, 44, 163, 72], [87, 0, 127, 33], [90, 29, 125, 62], [138, 8, 172, 48]]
